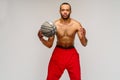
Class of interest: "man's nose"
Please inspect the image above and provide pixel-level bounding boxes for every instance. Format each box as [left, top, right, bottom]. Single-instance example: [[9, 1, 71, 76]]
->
[[64, 10, 67, 13]]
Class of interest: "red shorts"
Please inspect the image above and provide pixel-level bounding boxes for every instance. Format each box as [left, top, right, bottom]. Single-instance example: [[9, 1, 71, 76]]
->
[[46, 46, 81, 80]]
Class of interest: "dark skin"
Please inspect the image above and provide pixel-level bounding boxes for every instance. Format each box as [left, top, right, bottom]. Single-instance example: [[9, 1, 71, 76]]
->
[[38, 4, 87, 48]]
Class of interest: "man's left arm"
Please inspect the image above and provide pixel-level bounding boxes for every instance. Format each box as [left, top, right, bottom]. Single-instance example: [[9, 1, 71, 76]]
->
[[77, 23, 88, 47]]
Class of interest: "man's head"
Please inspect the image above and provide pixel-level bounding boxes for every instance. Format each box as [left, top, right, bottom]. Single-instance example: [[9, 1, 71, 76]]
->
[[59, 2, 71, 20]]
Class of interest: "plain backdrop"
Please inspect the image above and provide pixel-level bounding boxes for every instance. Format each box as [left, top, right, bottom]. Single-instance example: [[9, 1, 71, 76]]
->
[[0, 0, 120, 80]]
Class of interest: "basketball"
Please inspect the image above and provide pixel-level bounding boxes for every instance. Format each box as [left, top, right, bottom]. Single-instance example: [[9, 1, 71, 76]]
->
[[41, 21, 56, 37]]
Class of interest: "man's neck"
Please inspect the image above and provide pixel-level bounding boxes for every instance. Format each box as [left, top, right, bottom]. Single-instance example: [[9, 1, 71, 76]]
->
[[60, 18, 71, 24]]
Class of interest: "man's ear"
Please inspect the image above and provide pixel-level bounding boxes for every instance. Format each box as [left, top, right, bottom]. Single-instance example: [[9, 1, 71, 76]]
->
[[59, 9, 61, 14], [70, 10, 72, 14]]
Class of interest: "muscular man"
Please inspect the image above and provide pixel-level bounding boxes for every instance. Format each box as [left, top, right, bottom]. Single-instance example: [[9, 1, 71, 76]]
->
[[38, 2, 87, 80]]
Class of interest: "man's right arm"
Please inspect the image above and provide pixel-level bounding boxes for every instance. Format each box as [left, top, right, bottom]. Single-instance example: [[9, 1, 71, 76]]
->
[[38, 30, 55, 48]]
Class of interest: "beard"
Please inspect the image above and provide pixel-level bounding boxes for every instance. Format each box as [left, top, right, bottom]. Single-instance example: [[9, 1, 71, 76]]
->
[[61, 13, 70, 20]]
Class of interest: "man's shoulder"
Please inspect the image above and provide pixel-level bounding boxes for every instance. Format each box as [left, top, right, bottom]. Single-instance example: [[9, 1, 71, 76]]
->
[[71, 18, 83, 29], [54, 19, 60, 24], [71, 18, 80, 25]]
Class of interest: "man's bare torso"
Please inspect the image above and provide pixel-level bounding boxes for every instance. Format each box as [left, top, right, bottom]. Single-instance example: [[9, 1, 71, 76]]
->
[[55, 19, 80, 48]]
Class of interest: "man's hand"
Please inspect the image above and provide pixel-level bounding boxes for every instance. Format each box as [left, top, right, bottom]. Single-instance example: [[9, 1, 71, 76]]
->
[[38, 29, 55, 48], [80, 27, 86, 38], [38, 30, 43, 40], [79, 27, 87, 47]]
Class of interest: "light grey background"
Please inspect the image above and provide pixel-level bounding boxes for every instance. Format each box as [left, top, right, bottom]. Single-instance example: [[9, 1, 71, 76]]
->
[[0, 0, 120, 80]]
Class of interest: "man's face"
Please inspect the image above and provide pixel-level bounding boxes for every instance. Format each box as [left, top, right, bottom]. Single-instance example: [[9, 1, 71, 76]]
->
[[60, 4, 71, 20]]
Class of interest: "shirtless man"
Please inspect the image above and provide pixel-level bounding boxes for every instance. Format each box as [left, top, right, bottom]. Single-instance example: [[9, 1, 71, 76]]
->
[[38, 2, 87, 80]]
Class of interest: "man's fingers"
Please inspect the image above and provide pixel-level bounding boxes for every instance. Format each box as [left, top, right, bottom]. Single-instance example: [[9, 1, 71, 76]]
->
[[80, 28, 86, 36], [38, 30, 43, 38], [82, 28, 86, 35]]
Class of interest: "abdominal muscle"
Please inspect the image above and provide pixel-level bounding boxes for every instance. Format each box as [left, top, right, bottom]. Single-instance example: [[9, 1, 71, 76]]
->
[[56, 35, 75, 48]]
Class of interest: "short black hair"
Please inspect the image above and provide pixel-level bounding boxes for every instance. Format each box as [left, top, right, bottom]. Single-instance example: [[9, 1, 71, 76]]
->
[[60, 2, 71, 11]]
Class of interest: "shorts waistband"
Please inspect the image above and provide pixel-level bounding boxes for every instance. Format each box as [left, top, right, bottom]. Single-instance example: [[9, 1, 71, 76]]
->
[[56, 45, 74, 49]]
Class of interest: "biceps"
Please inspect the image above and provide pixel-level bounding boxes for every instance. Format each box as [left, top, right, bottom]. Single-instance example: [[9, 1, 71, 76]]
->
[[77, 31, 82, 39]]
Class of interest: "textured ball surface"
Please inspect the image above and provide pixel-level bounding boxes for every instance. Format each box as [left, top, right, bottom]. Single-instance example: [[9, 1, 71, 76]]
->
[[41, 21, 56, 37]]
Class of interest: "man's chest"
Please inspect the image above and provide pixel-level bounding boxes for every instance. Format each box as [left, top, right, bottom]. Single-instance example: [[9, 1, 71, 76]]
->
[[56, 25, 77, 36]]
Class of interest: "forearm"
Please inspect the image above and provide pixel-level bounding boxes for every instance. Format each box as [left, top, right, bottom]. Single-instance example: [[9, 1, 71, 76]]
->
[[39, 37, 52, 48], [80, 37, 88, 47]]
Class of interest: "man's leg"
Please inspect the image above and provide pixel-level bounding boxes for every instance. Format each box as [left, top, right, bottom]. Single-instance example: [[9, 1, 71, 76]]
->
[[66, 52, 81, 80], [46, 47, 65, 80], [46, 59, 65, 80]]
